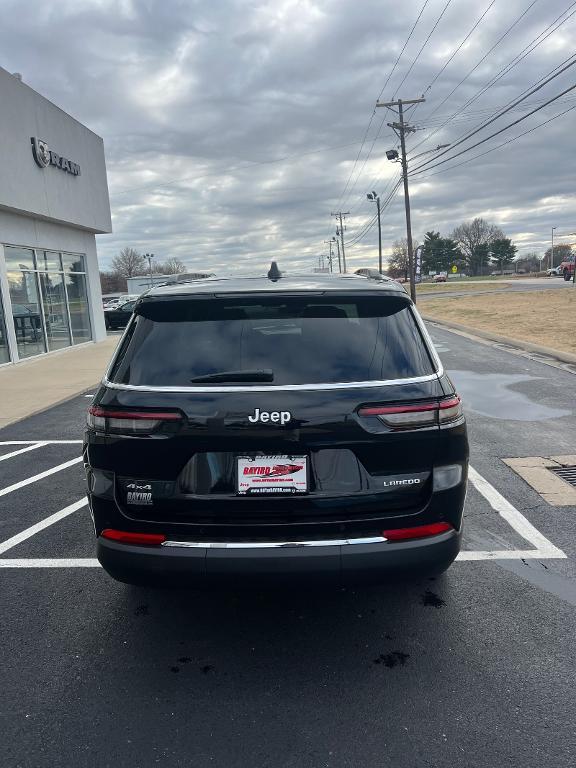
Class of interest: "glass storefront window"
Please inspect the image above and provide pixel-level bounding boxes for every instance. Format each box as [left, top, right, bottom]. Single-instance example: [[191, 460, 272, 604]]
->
[[8, 269, 46, 359], [36, 251, 62, 272], [0, 292, 10, 364], [5, 246, 35, 272], [2, 245, 91, 361], [39, 272, 72, 351], [62, 253, 86, 273], [65, 272, 92, 344]]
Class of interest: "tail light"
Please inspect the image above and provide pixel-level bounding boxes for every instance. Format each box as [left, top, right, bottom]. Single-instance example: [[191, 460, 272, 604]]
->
[[382, 521, 453, 541], [87, 406, 182, 435], [358, 396, 462, 430], [101, 529, 166, 546]]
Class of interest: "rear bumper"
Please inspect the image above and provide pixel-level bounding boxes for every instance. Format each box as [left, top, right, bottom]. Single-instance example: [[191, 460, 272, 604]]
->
[[97, 529, 461, 586]]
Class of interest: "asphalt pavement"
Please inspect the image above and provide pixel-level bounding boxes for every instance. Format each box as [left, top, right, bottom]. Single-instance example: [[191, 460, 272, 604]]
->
[[1, 327, 576, 767]]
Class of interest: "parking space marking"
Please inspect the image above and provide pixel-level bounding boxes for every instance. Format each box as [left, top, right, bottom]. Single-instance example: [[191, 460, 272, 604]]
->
[[0, 442, 48, 462], [0, 456, 84, 498], [0, 440, 83, 445], [0, 498, 88, 555], [0, 458, 567, 566], [0, 558, 99, 568], [467, 467, 566, 559]]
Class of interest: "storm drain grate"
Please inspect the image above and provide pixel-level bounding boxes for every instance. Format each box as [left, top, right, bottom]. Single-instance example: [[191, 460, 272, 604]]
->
[[551, 466, 576, 488]]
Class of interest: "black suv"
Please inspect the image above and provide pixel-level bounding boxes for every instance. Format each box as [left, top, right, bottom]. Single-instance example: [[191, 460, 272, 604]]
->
[[84, 267, 468, 586]]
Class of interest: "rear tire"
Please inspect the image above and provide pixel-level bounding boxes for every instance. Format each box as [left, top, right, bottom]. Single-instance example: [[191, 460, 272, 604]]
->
[[564, 270, 571, 281]]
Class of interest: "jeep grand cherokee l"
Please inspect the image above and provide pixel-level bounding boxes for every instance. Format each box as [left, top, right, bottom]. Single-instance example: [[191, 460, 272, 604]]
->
[[84, 266, 468, 586]]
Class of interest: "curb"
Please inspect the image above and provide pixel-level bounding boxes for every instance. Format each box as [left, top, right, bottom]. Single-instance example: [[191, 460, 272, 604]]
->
[[421, 315, 576, 366]]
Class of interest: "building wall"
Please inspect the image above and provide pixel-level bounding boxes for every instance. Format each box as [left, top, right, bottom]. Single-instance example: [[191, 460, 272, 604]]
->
[[0, 67, 111, 234]]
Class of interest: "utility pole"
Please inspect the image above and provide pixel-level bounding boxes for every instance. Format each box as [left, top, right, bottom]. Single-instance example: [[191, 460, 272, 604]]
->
[[331, 212, 349, 273], [324, 240, 334, 273], [332, 237, 341, 273], [551, 226, 557, 270], [376, 97, 424, 302]]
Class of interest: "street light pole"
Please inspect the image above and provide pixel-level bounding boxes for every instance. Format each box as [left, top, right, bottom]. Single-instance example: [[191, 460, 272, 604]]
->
[[144, 252, 154, 289], [551, 227, 557, 270], [367, 192, 383, 274]]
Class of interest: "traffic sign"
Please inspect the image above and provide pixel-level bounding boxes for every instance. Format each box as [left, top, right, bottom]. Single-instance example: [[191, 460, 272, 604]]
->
[[451, 265, 457, 273]]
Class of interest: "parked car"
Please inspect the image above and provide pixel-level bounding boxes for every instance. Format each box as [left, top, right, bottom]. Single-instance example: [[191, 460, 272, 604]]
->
[[560, 254, 575, 281], [546, 266, 562, 277], [433, 274, 447, 283], [354, 268, 387, 281], [103, 300, 137, 330], [85, 265, 468, 587]]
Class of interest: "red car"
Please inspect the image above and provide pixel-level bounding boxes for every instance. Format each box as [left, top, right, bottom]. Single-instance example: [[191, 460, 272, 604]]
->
[[560, 254, 575, 281]]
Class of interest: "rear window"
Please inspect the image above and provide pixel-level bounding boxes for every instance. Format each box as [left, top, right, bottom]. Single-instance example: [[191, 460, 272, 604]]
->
[[108, 294, 436, 387]]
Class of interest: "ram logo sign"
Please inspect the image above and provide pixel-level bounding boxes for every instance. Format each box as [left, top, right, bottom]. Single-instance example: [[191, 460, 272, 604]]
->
[[31, 137, 81, 176]]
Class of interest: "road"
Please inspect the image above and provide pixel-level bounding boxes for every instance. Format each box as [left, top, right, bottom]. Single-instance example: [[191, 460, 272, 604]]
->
[[419, 276, 572, 299], [1, 326, 576, 767]]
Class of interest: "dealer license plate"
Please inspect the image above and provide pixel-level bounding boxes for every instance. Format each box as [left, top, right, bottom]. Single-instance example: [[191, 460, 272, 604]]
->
[[237, 455, 308, 495]]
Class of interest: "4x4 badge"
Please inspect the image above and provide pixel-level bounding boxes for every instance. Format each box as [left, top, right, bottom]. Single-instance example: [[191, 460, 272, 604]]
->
[[248, 408, 291, 425]]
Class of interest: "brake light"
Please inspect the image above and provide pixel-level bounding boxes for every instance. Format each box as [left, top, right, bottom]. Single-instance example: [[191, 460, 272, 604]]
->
[[87, 406, 182, 434], [101, 529, 166, 546], [358, 396, 462, 429], [382, 522, 453, 541]]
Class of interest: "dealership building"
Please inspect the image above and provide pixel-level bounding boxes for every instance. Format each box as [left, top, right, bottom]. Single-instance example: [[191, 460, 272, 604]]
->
[[0, 66, 111, 366]]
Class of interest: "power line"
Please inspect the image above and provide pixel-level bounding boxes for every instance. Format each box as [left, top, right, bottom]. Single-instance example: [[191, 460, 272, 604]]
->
[[410, 81, 576, 176], [392, 0, 453, 100], [410, 56, 576, 175], [421, 0, 496, 98], [409, 102, 576, 180], [411, 0, 576, 154], [334, 0, 430, 209], [346, 178, 404, 249], [414, 0, 541, 127]]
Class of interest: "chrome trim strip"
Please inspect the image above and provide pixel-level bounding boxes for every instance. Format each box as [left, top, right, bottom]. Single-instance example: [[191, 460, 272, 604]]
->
[[101, 373, 439, 393], [161, 536, 387, 549]]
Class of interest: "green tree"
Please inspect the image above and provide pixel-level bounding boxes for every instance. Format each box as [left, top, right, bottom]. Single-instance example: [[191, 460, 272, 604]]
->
[[490, 238, 517, 271], [421, 231, 462, 273]]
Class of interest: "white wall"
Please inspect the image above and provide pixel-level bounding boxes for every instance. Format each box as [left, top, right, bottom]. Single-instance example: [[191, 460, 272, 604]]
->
[[0, 67, 111, 234]]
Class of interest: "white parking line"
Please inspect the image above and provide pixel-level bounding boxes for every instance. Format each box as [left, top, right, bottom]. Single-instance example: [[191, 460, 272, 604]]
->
[[0, 457, 84, 498], [0, 465, 567, 566], [0, 442, 48, 462], [0, 558, 100, 568], [0, 440, 83, 445], [467, 466, 566, 559], [0, 498, 88, 554]]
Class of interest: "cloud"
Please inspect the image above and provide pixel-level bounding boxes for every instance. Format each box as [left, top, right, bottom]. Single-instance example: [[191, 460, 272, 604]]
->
[[1, 0, 574, 273]]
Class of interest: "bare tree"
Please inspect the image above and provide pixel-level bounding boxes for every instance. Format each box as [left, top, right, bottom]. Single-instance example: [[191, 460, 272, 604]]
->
[[111, 248, 146, 278], [387, 238, 419, 280], [451, 218, 504, 275], [157, 257, 187, 275]]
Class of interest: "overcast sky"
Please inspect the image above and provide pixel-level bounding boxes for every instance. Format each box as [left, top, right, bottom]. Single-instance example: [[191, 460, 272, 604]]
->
[[1, 0, 575, 273]]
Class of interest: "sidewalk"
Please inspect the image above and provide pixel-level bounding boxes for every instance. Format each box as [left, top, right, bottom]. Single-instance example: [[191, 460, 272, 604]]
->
[[0, 336, 119, 429]]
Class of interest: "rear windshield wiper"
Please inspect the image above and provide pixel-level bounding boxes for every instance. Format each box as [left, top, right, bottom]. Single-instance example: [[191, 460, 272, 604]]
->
[[190, 369, 274, 383]]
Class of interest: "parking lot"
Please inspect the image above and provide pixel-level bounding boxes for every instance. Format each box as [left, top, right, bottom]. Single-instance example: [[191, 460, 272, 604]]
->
[[2, 326, 576, 767]]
